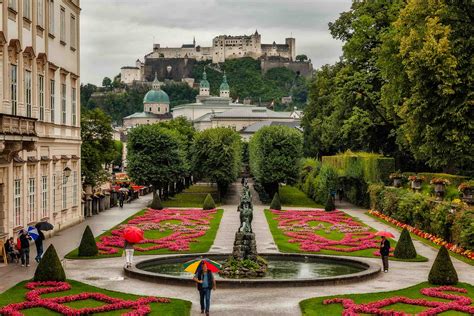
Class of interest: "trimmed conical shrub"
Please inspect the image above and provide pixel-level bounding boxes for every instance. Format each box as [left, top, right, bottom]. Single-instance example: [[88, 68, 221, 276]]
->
[[150, 192, 163, 210], [270, 193, 281, 210], [34, 245, 66, 281], [203, 194, 216, 210], [325, 195, 335, 212], [78, 225, 98, 257], [394, 228, 417, 259], [428, 246, 458, 285]]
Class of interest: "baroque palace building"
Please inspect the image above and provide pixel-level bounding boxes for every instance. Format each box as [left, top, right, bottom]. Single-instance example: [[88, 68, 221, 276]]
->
[[0, 0, 82, 242]]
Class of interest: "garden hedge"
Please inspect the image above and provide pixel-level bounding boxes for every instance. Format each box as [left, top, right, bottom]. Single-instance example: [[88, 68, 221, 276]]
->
[[394, 228, 417, 259], [203, 194, 216, 210], [150, 192, 163, 210], [34, 245, 66, 282], [428, 246, 458, 285], [78, 225, 99, 257], [270, 193, 281, 210]]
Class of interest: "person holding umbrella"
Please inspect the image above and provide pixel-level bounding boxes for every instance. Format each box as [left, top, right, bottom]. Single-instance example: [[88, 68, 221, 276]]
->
[[186, 258, 219, 315], [123, 226, 143, 268], [375, 231, 394, 273], [34, 222, 53, 263]]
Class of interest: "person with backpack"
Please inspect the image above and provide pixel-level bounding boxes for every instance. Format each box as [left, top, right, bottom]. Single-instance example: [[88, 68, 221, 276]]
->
[[193, 262, 216, 316], [18, 230, 32, 267], [35, 229, 45, 263]]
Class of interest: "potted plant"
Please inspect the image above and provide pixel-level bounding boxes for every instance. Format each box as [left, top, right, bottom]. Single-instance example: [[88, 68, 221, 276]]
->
[[389, 171, 404, 188], [430, 178, 450, 199], [408, 175, 425, 191], [458, 180, 474, 204]]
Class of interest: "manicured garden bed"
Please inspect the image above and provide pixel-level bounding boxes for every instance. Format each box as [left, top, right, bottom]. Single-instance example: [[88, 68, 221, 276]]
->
[[0, 279, 190, 315], [265, 209, 426, 261], [66, 208, 223, 259], [367, 210, 474, 267], [162, 184, 220, 208], [300, 282, 474, 315], [278, 185, 323, 208]]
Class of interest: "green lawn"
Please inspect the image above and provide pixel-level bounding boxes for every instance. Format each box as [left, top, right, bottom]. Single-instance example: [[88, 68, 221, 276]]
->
[[0, 279, 190, 315], [65, 208, 223, 259], [300, 282, 474, 315], [163, 184, 220, 208], [265, 209, 427, 261], [278, 185, 323, 208], [366, 211, 474, 267]]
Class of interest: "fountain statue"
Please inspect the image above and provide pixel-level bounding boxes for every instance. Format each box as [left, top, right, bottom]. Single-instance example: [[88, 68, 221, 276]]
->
[[220, 182, 268, 278]]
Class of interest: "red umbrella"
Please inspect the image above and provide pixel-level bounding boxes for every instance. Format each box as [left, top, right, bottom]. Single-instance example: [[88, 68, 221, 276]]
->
[[123, 226, 144, 243], [375, 231, 395, 238]]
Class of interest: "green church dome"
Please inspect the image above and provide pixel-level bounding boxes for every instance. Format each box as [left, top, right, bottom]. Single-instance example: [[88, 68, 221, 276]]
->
[[200, 70, 210, 89], [220, 74, 229, 91], [143, 89, 170, 104]]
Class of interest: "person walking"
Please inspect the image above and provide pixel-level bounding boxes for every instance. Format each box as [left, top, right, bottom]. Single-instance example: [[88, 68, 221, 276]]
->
[[19, 230, 32, 267], [124, 240, 134, 268], [193, 262, 216, 316], [35, 229, 45, 263], [380, 236, 391, 273], [118, 190, 125, 208]]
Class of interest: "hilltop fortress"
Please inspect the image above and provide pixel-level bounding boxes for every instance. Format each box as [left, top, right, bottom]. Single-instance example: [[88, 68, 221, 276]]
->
[[121, 31, 313, 84]]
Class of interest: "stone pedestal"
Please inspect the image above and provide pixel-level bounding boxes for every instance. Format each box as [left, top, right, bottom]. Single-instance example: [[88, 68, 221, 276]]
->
[[232, 232, 258, 261]]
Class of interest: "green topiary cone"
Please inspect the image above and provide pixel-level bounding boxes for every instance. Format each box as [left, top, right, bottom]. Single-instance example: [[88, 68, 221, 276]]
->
[[325, 194, 335, 212], [270, 192, 281, 210], [78, 225, 98, 257], [428, 246, 458, 285], [150, 192, 163, 210], [394, 228, 417, 259], [34, 245, 66, 281], [203, 194, 216, 210]]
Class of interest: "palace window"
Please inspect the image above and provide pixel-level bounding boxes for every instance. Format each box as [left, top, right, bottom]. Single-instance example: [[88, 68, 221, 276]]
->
[[28, 178, 35, 222], [23, 0, 31, 19], [62, 174, 67, 209], [25, 70, 32, 117], [71, 87, 76, 126], [42, 176, 48, 218], [60, 6, 65, 43], [70, 15, 76, 49], [11, 64, 17, 115], [72, 171, 78, 206], [50, 79, 55, 122], [37, 0, 44, 27], [39, 75, 45, 121], [61, 83, 66, 124], [8, 0, 16, 10], [48, 0, 54, 34], [52, 175, 56, 211], [14, 180, 21, 227]]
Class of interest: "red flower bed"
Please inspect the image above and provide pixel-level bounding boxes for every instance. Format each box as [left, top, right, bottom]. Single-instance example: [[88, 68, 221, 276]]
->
[[270, 209, 393, 255], [0, 281, 169, 315], [323, 286, 474, 315], [97, 208, 217, 254], [369, 210, 474, 261]]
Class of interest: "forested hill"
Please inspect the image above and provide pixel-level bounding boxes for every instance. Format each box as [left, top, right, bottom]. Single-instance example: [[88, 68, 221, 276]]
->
[[81, 58, 308, 124]]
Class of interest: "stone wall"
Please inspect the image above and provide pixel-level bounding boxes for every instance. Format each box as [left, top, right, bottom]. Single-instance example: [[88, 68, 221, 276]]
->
[[261, 59, 313, 78], [144, 58, 197, 82]]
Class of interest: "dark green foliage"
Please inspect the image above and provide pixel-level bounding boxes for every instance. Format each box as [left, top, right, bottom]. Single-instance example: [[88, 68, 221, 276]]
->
[[270, 193, 281, 210], [150, 192, 163, 210], [34, 245, 66, 281], [249, 126, 303, 197], [203, 194, 216, 210], [325, 195, 336, 212], [78, 226, 99, 257], [394, 228, 417, 259], [428, 246, 458, 285]]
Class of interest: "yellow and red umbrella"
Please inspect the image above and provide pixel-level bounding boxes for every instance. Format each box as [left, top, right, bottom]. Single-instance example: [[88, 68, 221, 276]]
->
[[184, 258, 221, 273]]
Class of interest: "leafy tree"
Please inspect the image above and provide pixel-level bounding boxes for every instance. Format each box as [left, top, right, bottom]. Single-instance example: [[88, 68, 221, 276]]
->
[[102, 77, 112, 89], [112, 140, 123, 170], [78, 226, 98, 257], [295, 54, 308, 62], [81, 109, 115, 186], [192, 127, 242, 196], [127, 124, 187, 199], [80, 83, 97, 109], [34, 245, 66, 281], [249, 126, 303, 197]]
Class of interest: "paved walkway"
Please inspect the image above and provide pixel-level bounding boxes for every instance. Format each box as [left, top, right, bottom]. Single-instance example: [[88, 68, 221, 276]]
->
[[2, 185, 473, 315]]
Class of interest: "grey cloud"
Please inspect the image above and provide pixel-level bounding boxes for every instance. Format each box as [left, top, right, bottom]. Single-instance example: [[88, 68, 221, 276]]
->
[[80, 0, 351, 84]]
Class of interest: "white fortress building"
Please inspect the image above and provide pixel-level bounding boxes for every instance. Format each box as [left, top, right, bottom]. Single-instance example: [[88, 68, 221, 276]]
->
[[0, 0, 82, 242]]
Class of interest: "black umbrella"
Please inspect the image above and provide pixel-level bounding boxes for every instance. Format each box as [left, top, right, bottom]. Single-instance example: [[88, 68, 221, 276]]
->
[[35, 221, 54, 231]]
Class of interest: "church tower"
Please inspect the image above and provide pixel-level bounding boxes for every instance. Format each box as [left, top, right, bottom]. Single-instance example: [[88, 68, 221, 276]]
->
[[219, 73, 230, 98], [199, 70, 210, 96]]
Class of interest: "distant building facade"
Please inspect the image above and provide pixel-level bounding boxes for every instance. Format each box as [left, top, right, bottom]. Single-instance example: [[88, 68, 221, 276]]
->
[[0, 0, 82, 241]]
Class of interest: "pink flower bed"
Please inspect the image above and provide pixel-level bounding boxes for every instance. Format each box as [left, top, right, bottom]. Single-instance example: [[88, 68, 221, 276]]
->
[[0, 281, 169, 315], [270, 209, 393, 255], [97, 208, 217, 254], [323, 286, 474, 315]]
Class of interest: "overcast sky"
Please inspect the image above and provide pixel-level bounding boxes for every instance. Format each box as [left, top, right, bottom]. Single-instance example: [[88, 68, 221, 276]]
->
[[80, 0, 351, 85]]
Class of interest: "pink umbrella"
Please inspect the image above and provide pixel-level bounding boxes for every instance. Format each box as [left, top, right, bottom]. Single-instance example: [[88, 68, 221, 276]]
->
[[123, 226, 144, 243], [375, 231, 395, 238]]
